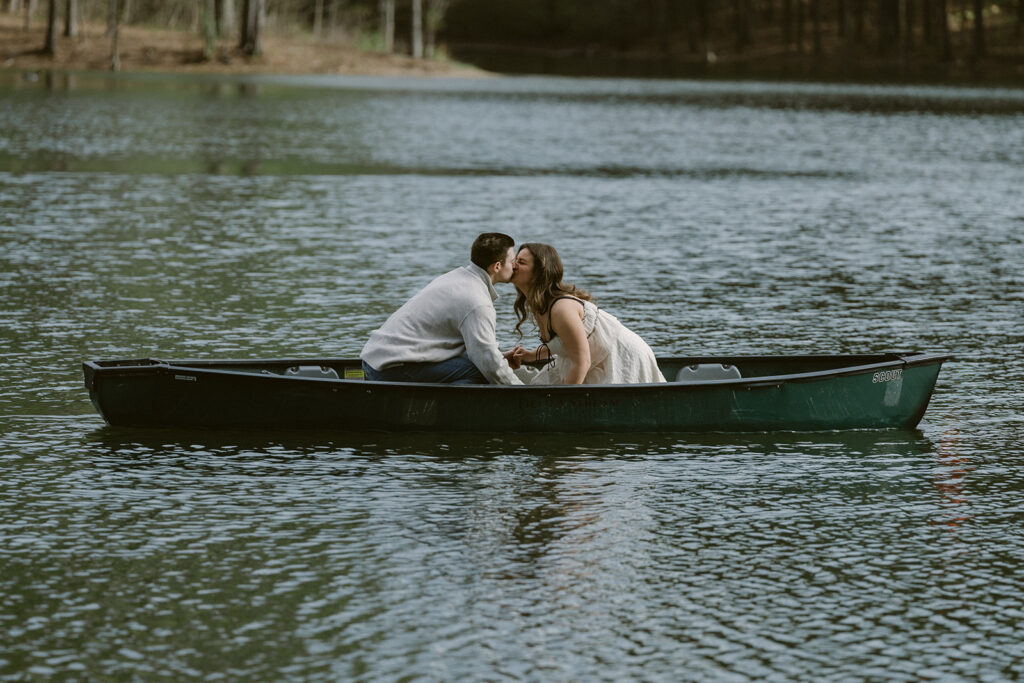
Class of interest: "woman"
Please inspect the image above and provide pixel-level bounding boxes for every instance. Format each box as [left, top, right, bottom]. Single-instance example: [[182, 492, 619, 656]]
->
[[506, 243, 666, 385]]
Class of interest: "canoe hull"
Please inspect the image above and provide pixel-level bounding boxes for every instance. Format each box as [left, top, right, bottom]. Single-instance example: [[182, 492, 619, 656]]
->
[[83, 353, 948, 433]]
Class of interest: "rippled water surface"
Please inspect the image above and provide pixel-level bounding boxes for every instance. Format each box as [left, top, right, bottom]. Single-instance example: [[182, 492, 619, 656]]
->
[[2, 71, 1023, 680]]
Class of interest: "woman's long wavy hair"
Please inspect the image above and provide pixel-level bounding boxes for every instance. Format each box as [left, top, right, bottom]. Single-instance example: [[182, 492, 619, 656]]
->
[[513, 243, 591, 339]]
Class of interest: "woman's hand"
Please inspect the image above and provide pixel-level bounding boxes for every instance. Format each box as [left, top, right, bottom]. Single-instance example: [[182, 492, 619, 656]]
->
[[503, 345, 524, 369]]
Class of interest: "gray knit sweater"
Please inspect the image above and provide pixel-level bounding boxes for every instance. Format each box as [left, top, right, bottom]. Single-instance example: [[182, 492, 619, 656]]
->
[[360, 264, 523, 385]]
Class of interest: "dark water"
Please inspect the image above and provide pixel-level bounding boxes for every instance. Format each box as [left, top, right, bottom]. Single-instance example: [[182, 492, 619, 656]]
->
[[2, 70, 1023, 679]]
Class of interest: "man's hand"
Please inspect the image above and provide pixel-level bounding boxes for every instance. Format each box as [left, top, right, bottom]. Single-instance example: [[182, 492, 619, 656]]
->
[[503, 345, 524, 370]]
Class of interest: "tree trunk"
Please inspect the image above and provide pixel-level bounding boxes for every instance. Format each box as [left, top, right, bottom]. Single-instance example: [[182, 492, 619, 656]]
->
[[411, 0, 423, 58], [854, 0, 865, 44], [656, 0, 670, 54], [252, 0, 264, 55], [795, 0, 804, 53], [733, 0, 752, 50], [239, 0, 264, 55], [878, 0, 899, 54], [843, 0, 854, 67], [215, 0, 233, 37], [10, 0, 23, 15], [939, 0, 951, 60], [921, 0, 932, 44], [905, 0, 915, 50], [698, 0, 713, 58], [425, 0, 448, 58], [62, 0, 75, 37], [44, 0, 58, 54], [782, 0, 792, 47], [811, 0, 821, 54], [899, 0, 908, 69], [972, 0, 984, 58], [201, 0, 216, 59], [239, 0, 249, 51], [380, 0, 394, 52], [109, 0, 120, 70], [684, 0, 698, 54], [313, 0, 323, 37], [24, 0, 35, 31]]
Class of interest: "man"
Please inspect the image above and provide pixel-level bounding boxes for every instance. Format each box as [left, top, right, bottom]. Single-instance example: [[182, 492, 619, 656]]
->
[[360, 233, 524, 385]]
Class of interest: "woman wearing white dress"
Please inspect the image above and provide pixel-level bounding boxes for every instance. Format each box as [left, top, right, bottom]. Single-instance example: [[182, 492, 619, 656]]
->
[[504, 243, 666, 385]]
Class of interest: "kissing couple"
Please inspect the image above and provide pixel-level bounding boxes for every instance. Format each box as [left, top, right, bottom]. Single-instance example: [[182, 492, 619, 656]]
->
[[360, 233, 666, 386]]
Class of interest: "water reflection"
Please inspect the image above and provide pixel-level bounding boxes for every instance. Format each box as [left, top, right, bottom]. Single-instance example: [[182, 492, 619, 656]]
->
[[83, 425, 936, 462], [932, 427, 972, 533]]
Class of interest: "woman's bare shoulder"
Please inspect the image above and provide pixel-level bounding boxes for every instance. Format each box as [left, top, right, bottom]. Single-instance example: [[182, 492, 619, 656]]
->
[[550, 297, 585, 322]]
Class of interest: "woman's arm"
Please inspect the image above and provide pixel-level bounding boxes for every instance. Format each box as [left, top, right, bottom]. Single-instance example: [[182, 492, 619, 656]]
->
[[549, 300, 590, 384]]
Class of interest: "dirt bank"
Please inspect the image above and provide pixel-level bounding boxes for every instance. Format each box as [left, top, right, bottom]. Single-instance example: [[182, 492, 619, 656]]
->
[[0, 14, 487, 77]]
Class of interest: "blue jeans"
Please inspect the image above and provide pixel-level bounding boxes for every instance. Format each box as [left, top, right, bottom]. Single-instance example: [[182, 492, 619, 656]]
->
[[362, 355, 487, 385]]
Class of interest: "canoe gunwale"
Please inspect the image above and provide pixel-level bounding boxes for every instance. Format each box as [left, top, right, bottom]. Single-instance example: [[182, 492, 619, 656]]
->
[[83, 351, 951, 392]]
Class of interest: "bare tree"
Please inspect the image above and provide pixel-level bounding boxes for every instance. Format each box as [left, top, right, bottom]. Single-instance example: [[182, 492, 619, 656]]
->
[[782, 0, 793, 47], [215, 0, 234, 37], [239, 0, 249, 47], [733, 0, 752, 50], [201, 0, 216, 58], [44, 0, 58, 54], [63, 0, 77, 37], [904, 0, 914, 50], [972, 0, 984, 58], [811, 0, 821, 54], [412, 0, 423, 58], [854, 0, 866, 44], [921, 0, 932, 44], [240, 0, 263, 55], [878, 0, 899, 53], [939, 0, 951, 60], [380, 0, 395, 52], [425, 0, 449, 57], [899, 0, 908, 69], [108, 0, 120, 69], [795, 0, 805, 53], [697, 0, 713, 58], [25, 0, 36, 30]]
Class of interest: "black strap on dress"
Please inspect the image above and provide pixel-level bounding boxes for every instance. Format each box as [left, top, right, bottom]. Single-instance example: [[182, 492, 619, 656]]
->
[[540, 296, 586, 341]]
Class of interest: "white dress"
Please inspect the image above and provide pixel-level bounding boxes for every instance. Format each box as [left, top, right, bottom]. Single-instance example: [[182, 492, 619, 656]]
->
[[518, 299, 666, 385]]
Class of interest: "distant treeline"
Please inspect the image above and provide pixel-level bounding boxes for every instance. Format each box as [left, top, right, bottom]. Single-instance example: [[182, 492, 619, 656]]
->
[[444, 0, 1024, 65], [9, 0, 1024, 71]]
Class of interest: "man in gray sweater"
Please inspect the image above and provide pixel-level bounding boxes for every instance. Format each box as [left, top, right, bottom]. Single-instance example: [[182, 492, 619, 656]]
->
[[360, 233, 524, 385]]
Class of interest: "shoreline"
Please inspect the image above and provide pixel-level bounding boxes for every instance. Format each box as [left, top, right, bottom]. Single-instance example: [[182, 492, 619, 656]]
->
[[0, 14, 488, 79], [3, 13, 1023, 87]]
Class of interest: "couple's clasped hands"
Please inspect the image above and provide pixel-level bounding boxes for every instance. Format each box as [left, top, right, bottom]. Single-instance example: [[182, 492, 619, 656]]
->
[[503, 345, 543, 370]]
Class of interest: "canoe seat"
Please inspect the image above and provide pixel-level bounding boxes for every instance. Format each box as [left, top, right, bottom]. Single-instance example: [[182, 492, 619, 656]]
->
[[284, 365, 340, 380], [675, 363, 741, 383]]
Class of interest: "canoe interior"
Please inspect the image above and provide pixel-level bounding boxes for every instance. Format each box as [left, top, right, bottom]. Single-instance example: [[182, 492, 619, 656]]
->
[[86, 351, 932, 383]]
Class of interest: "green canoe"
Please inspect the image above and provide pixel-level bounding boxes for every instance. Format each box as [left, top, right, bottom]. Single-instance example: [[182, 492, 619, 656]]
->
[[82, 351, 949, 433]]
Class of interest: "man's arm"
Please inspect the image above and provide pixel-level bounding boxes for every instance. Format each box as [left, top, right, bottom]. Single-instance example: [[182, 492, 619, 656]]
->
[[460, 305, 524, 385]]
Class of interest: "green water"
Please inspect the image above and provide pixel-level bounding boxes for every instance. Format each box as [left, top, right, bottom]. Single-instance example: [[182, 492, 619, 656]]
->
[[1, 70, 1022, 679]]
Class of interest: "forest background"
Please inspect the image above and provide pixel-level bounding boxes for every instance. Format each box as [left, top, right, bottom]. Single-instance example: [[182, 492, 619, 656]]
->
[[2, 0, 1023, 81]]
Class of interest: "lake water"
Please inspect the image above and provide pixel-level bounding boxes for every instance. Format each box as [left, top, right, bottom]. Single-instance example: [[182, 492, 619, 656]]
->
[[1, 70, 1023, 679]]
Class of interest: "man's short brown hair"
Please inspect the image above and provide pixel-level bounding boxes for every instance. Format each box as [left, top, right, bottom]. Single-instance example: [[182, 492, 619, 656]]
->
[[471, 233, 515, 270]]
